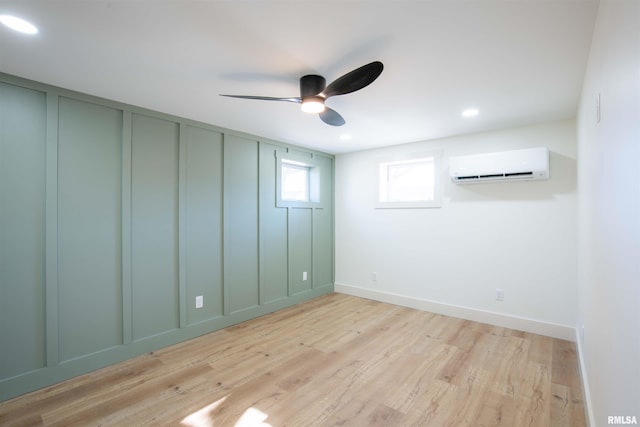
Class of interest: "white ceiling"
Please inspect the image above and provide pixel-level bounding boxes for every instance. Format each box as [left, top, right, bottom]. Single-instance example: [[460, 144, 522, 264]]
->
[[0, 0, 598, 154]]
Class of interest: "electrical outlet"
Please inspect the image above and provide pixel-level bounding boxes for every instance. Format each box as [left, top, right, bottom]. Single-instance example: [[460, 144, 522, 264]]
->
[[302, 271, 307, 281], [495, 288, 504, 302], [195, 295, 204, 309], [372, 272, 378, 282]]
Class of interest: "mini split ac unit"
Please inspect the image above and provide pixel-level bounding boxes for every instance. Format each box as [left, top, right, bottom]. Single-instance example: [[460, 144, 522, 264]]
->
[[449, 147, 549, 184]]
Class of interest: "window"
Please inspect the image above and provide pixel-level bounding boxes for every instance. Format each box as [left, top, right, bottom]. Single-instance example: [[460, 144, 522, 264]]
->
[[276, 152, 323, 208], [380, 157, 434, 202], [281, 160, 310, 202], [375, 151, 441, 208]]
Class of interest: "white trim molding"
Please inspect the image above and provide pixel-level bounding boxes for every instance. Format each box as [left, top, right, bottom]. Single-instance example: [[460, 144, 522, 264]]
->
[[574, 330, 596, 427], [335, 282, 575, 341]]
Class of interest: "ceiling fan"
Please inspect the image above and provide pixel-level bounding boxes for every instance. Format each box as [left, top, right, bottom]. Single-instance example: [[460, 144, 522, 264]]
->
[[220, 61, 383, 126]]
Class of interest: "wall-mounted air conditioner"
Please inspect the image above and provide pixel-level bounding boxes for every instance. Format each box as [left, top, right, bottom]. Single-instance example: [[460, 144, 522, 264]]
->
[[449, 147, 549, 184]]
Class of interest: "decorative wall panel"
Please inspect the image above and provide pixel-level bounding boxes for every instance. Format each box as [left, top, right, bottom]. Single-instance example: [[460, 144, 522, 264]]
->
[[0, 73, 334, 401]]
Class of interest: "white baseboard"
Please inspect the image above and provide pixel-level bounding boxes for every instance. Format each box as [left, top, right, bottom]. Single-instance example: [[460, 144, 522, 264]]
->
[[335, 282, 576, 341], [574, 331, 596, 427]]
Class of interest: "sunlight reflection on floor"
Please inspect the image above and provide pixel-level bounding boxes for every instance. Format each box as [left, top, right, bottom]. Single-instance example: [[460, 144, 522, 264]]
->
[[180, 396, 227, 427], [235, 407, 272, 427], [180, 395, 272, 427]]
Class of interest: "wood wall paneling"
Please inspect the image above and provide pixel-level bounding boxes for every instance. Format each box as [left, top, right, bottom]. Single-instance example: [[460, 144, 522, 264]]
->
[[131, 114, 180, 341], [57, 97, 124, 361], [259, 143, 289, 303], [290, 208, 313, 294], [313, 155, 334, 288], [184, 125, 224, 324], [0, 74, 334, 402], [0, 82, 47, 378], [223, 135, 260, 314], [313, 206, 333, 288]]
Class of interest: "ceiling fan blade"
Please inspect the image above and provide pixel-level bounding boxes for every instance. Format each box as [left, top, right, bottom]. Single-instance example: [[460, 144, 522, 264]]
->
[[220, 94, 301, 103], [319, 107, 345, 126], [322, 61, 383, 99]]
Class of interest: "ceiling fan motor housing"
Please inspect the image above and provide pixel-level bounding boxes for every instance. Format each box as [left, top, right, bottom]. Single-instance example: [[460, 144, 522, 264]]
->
[[300, 75, 326, 98]]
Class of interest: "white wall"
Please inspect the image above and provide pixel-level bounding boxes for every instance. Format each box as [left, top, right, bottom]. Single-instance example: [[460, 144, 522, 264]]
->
[[576, 0, 640, 425], [335, 120, 577, 339]]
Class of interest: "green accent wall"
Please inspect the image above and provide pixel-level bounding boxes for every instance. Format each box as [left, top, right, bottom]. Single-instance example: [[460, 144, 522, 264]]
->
[[0, 82, 47, 379], [57, 97, 124, 361], [0, 73, 334, 402], [131, 113, 181, 340], [224, 135, 260, 314], [259, 144, 289, 304], [184, 126, 224, 324]]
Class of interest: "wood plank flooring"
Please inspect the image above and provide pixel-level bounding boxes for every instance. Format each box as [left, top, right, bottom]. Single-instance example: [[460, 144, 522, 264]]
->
[[0, 293, 585, 426]]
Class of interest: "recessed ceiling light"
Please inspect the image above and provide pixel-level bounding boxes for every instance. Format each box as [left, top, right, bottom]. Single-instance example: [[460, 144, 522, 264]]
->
[[462, 109, 479, 118], [0, 14, 38, 34]]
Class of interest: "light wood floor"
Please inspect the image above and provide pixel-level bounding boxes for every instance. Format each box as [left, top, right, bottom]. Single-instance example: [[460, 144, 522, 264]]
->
[[0, 293, 585, 427]]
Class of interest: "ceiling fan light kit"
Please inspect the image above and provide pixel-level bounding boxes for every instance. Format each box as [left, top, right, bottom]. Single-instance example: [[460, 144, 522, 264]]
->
[[221, 61, 383, 126], [301, 96, 326, 114]]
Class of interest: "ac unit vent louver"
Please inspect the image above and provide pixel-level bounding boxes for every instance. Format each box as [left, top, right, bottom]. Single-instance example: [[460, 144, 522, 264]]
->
[[449, 147, 549, 184]]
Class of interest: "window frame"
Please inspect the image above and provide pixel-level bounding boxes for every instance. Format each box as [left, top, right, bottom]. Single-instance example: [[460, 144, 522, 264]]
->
[[374, 150, 442, 209], [276, 151, 323, 208]]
